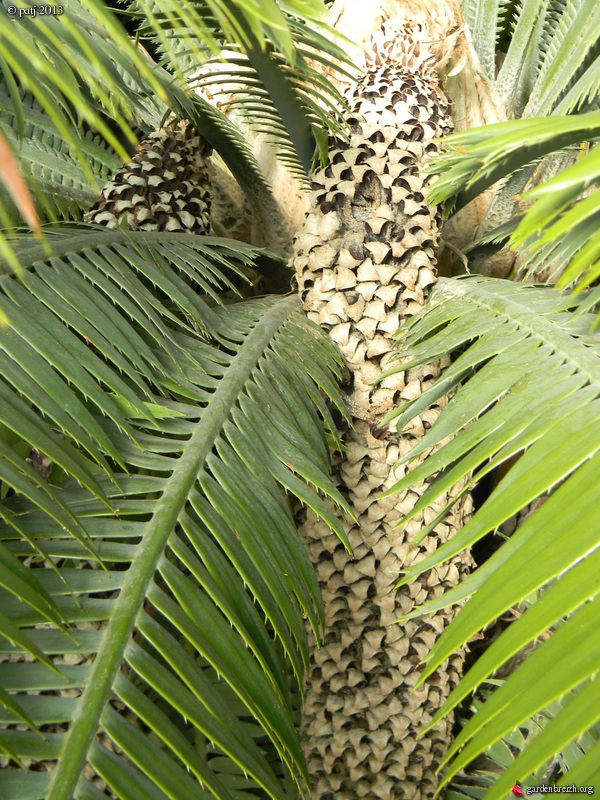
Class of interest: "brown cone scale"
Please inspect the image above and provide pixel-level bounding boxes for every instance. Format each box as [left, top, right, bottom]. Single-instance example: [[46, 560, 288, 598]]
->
[[85, 123, 211, 234], [293, 24, 473, 800]]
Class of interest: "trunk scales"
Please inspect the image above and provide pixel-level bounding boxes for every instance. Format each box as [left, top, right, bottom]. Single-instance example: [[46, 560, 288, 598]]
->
[[292, 22, 472, 800]]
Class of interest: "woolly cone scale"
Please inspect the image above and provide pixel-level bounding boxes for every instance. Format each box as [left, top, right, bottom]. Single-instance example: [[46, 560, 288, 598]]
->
[[293, 21, 472, 800]]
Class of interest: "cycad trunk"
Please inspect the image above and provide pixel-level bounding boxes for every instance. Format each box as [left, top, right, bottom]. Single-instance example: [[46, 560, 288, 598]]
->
[[292, 20, 472, 800]]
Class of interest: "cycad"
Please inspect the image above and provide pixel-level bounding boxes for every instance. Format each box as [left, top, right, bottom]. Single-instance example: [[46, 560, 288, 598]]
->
[[0, 3, 474, 794], [374, 0, 600, 794], [4, 0, 600, 797], [0, 0, 480, 793], [293, 20, 472, 799], [382, 276, 600, 797], [0, 226, 353, 798], [0, 2, 354, 797]]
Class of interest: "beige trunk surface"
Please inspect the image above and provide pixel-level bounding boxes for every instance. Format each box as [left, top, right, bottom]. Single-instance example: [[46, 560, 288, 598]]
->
[[293, 19, 472, 799]]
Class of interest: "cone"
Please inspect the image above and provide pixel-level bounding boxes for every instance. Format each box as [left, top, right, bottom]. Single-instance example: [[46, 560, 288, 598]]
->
[[85, 123, 211, 234], [293, 23, 473, 799]]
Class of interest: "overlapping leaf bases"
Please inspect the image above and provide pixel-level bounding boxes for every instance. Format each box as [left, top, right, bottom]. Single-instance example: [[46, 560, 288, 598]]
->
[[293, 22, 472, 800], [0, 228, 351, 800]]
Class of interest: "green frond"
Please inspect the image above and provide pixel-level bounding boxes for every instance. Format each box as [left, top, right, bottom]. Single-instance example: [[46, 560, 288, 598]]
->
[[428, 112, 600, 293], [196, 49, 348, 177], [0, 222, 350, 798], [511, 143, 600, 292], [1, 0, 348, 263], [1, 0, 299, 257], [427, 111, 600, 213], [132, 0, 345, 75], [554, 56, 600, 115], [0, 0, 175, 275], [198, 53, 316, 177], [0, 0, 169, 171], [461, 0, 513, 81], [0, 82, 122, 223], [0, 225, 259, 514], [467, 0, 600, 119], [494, 0, 547, 118], [523, 0, 600, 117], [131, 0, 352, 176], [448, 682, 599, 796], [380, 276, 600, 795]]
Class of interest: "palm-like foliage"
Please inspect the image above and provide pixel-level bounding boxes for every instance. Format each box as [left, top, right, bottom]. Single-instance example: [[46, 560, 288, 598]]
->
[[0, 85, 122, 223], [0, 0, 350, 265], [4, 0, 600, 797], [462, 0, 600, 119], [376, 0, 600, 793], [446, 682, 600, 799], [382, 277, 600, 794], [428, 113, 600, 307], [130, 0, 353, 174], [0, 0, 163, 167], [0, 226, 351, 799], [447, 0, 600, 279], [0, 127, 42, 276]]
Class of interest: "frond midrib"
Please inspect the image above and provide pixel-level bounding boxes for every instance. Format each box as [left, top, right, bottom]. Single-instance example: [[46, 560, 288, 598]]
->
[[438, 278, 600, 385], [44, 294, 301, 800]]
